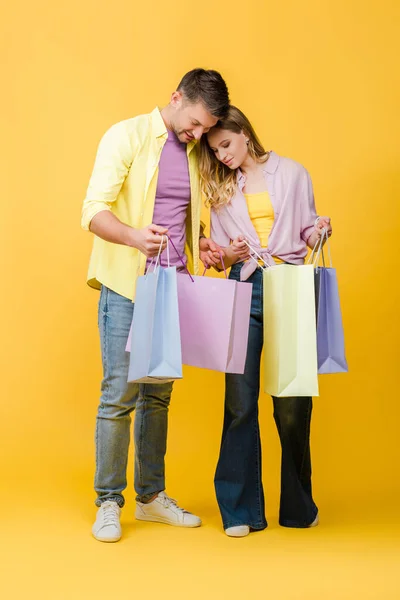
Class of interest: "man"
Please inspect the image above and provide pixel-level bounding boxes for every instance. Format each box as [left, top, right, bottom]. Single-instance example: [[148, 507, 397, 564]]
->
[[81, 68, 229, 542]]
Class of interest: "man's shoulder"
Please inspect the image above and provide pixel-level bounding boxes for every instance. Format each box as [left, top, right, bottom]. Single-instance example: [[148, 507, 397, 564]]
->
[[110, 111, 152, 135], [99, 111, 155, 153]]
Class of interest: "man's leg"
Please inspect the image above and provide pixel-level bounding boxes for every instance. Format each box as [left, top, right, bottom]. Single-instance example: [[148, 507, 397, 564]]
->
[[93, 286, 138, 542], [133, 382, 201, 528]]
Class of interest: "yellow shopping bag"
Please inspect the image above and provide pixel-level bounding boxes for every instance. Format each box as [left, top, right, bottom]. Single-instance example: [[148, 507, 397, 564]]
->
[[263, 264, 319, 397]]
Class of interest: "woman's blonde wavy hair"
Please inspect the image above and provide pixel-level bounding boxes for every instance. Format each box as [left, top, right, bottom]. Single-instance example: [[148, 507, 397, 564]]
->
[[198, 105, 269, 209]]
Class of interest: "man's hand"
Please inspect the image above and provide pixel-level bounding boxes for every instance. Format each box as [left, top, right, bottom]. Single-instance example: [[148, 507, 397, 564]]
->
[[129, 224, 168, 257], [199, 237, 225, 269]]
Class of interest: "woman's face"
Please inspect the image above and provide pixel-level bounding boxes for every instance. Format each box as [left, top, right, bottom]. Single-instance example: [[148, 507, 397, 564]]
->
[[207, 128, 249, 170]]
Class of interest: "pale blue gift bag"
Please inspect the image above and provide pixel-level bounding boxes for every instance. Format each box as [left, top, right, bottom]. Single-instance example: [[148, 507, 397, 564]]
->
[[127, 238, 182, 383]]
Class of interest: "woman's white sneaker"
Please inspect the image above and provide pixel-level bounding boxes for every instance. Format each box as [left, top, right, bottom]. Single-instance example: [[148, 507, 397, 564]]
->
[[225, 525, 250, 537], [92, 501, 122, 542], [136, 492, 201, 527]]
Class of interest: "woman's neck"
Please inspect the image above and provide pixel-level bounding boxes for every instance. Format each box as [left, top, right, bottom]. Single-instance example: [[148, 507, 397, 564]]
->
[[240, 155, 262, 176]]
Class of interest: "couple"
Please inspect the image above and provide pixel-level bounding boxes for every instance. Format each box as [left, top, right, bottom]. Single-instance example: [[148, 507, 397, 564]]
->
[[81, 68, 332, 542]]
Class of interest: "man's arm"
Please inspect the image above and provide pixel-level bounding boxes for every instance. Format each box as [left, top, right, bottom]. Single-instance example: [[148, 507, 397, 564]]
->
[[82, 122, 167, 257], [90, 211, 168, 257]]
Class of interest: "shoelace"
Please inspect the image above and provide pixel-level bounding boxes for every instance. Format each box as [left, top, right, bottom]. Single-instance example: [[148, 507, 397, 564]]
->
[[102, 502, 119, 525], [160, 495, 186, 513]]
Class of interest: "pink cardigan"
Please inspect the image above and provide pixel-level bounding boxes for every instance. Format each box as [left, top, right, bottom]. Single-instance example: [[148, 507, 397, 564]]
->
[[210, 151, 321, 281]]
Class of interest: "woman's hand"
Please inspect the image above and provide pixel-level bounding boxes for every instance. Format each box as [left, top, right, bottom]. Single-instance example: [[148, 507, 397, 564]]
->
[[308, 217, 332, 249], [316, 217, 332, 239], [199, 237, 225, 269], [231, 236, 250, 262]]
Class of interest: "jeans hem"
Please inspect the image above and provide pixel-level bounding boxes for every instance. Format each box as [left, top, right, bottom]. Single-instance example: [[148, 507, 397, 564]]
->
[[223, 521, 268, 531], [135, 489, 164, 504], [279, 510, 318, 528], [95, 496, 125, 508]]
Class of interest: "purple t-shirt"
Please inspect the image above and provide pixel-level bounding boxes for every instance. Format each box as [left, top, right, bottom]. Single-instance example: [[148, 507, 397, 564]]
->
[[147, 129, 191, 270]]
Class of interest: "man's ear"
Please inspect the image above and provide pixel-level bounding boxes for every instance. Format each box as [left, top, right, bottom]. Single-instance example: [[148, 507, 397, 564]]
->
[[170, 90, 184, 109]]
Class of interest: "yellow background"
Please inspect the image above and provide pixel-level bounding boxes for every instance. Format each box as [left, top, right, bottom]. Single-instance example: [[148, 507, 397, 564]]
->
[[1, 0, 399, 598]]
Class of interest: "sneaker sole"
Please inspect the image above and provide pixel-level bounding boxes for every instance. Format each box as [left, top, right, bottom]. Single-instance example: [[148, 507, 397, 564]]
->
[[135, 514, 201, 528], [225, 529, 250, 538], [92, 532, 121, 543]]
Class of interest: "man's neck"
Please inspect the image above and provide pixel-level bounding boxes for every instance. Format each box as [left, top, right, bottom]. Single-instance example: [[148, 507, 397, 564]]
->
[[160, 105, 173, 131]]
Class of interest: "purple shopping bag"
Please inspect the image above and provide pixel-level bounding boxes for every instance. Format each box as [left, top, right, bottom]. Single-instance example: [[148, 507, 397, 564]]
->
[[127, 237, 252, 374], [312, 232, 348, 374], [176, 267, 252, 374]]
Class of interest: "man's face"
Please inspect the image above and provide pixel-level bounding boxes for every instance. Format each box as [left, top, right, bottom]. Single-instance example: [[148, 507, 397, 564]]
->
[[170, 92, 218, 143]]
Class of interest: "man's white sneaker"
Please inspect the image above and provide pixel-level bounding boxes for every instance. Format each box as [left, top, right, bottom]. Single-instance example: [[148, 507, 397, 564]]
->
[[135, 492, 201, 528], [225, 525, 250, 537], [92, 501, 122, 542]]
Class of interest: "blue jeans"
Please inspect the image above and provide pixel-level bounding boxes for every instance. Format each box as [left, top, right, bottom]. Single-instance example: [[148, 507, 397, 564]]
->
[[214, 264, 318, 529], [95, 286, 173, 507]]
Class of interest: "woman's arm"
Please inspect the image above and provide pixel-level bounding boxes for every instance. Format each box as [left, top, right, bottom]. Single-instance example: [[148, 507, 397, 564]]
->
[[299, 169, 333, 249]]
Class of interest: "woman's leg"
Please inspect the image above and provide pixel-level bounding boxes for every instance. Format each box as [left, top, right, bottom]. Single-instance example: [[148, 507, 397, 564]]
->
[[273, 396, 318, 527], [214, 269, 267, 530]]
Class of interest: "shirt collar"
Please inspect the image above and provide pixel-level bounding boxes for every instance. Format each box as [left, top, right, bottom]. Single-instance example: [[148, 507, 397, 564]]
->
[[151, 107, 168, 138]]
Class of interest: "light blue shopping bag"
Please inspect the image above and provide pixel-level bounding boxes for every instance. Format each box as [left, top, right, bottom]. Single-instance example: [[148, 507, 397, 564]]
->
[[128, 264, 183, 384]]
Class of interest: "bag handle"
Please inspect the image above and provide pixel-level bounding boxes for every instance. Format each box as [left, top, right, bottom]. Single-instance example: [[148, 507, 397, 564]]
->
[[202, 251, 227, 278], [147, 235, 166, 276], [307, 228, 332, 270], [243, 240, 269, 269], [165, 235, 194, 282]]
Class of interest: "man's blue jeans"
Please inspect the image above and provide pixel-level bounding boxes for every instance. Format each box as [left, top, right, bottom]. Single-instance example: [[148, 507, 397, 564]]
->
[[94, 285, 173, 507]]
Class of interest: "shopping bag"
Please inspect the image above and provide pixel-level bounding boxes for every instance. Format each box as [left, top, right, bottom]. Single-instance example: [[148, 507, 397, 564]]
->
[[263, 264, 319, 397], [312, 231, 348, 374], [176, 267, 252, 374], [127, 238, 182, 383]]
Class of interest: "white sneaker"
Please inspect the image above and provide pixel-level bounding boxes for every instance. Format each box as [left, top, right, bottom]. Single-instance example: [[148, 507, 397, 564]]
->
[[92, 501, 122, 542], [225, 525, 250, 538], [309, 513, 319, 527], [136, 492, 202, 528]]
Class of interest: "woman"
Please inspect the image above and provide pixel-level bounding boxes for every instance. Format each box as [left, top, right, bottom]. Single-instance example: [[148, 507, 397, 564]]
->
[[198, 106, 332, 537]]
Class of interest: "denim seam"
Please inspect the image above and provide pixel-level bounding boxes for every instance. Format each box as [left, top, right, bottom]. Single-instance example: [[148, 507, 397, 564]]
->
[[136, 385, 145, 494], [253, 413, 263, 522], [252, 277, 263, 524], [94, 288, 109, 491]]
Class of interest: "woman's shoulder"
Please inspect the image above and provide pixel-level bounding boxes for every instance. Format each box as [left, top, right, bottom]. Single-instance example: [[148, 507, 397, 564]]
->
[[272, 152, 310, 178]]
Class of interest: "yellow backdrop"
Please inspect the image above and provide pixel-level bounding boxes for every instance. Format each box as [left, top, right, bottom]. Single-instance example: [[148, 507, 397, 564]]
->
[[1, 0, 399, 598]]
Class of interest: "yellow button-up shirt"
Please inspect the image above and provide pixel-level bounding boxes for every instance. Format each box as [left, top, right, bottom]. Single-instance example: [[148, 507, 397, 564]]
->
[[81, 107, 202, 301]]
